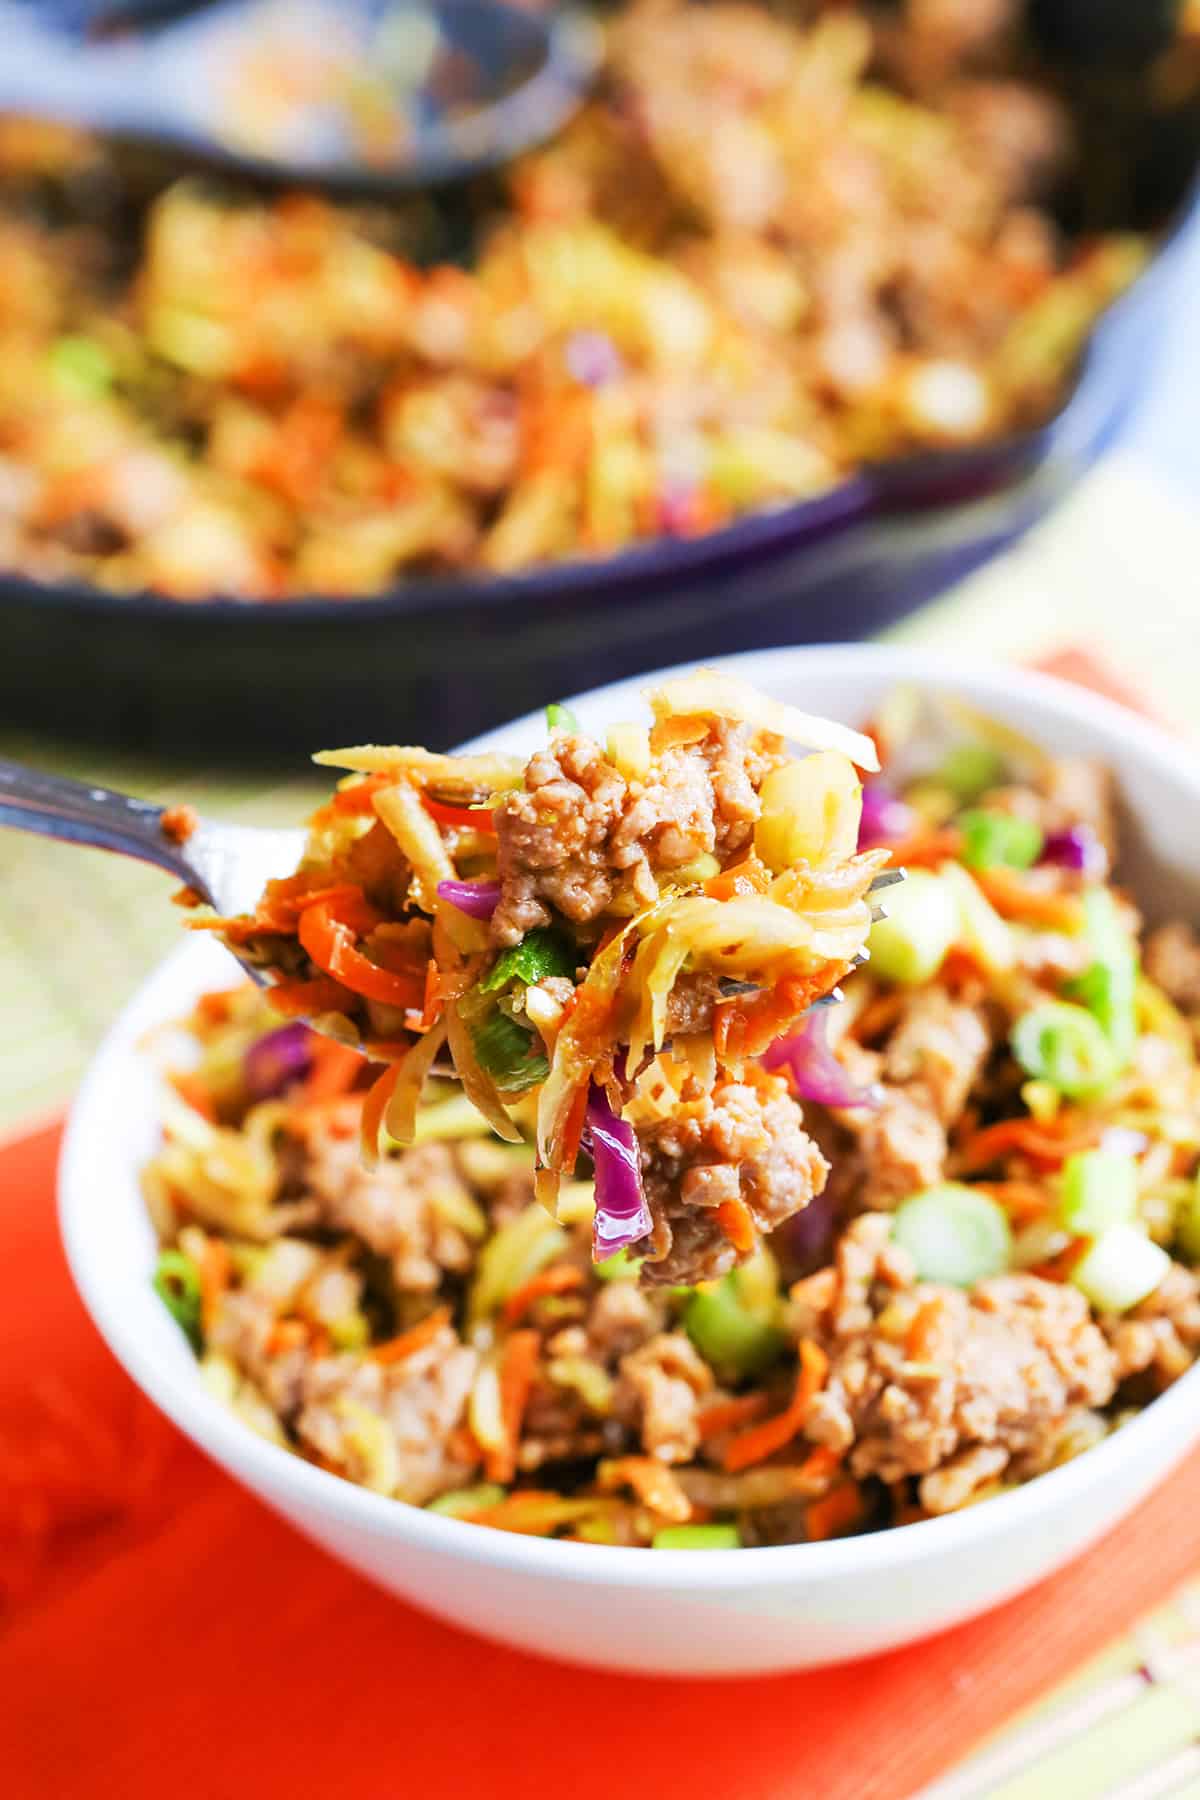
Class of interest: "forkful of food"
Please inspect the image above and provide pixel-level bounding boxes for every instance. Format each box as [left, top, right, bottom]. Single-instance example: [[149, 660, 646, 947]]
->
[[0, 671, 901, 1286]]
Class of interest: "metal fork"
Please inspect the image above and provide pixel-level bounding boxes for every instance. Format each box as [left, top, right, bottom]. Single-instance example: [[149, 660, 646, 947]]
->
[[0, 760, 303, 989]]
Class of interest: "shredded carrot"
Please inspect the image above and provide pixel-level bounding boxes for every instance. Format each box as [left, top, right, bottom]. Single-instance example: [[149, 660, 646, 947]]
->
[[198, 1237, 231, 1336], [649, 713, 709, 754], [974, 1179, 1053, 1223], [957, 1113, 1099, 1173], [1028, 1237, 1090, 1284], [697, 1393, 771, 1440], [195, 987, 245, 1023], [447, 1426, 484, 1467], [264, 1318, 308, 1356], [796, 1444, 843, 1490], [973, 867, 1085, 932], [806, 1482, 864, 1542], [331, 774, 392, 816], [716, 1198, 756, 1254], [904, 1297, 946, 1362], [422, 796, 497, 833], [703, 856, 771, 901], [370, 1305, 451, 1364], [502, 1264, 585, 1326], [170, 1071, 217, 1122], [295, 1039, 365, 1108], [884, 828, 963, 869], [485, 1329, 542, 1485], [723, 1339, 829, 1473], [726, 973, 849, 1061], [598, 1456, 691, 1523], [299, 894, 426, 1010], [265, 975, 356, 1018]]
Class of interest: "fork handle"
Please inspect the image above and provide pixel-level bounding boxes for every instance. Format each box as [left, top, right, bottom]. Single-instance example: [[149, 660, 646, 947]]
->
[[0, 759, 198, 886]]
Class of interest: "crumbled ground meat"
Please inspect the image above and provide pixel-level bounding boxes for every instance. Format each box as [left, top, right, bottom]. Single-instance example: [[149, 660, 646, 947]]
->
[[1144, 923, 1200, 1016], [490, 722, 782, 946], [636, 1074, 830, 1286], [882, 989, 991, 1126], [296, 1131, 510, 1290], [515, 1282, 670, 1472], [790, 1215, 1117, 1511], [948, 79, 1071, 200], [209, 1291, 479, 1503], [828, 1041, 948, 1210], [612, 1331, 714, 1463], [1102, 1262, 1200, 1389], [296, 1327, 479, 1502], [663, 970, 726, 1039]]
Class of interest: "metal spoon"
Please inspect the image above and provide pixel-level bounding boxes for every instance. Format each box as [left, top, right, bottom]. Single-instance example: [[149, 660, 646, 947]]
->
[[0, 0, 602, 190]]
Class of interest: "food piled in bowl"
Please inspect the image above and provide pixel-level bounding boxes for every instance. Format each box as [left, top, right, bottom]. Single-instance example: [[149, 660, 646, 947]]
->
[[0, 0, 1150, 601], [144, 680, 1200, 1547]]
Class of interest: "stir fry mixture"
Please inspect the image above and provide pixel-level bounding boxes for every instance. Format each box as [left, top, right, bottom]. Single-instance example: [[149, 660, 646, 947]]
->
[[149, 688, 1200, 1546], [193, 670, 884, 1286], [0, 0, 1151, 600]]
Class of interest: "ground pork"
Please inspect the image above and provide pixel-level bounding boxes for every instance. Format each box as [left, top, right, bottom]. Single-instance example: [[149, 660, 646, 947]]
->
[[1144, 923, 1200, 1015], [1102, 1261, 1200, 1389], [514, 1282, 670, 1472], [296, 1326, 479, 1502], [789, 1215, 1118, 1511], [296, 1132, 505, 1291], [663, 970, 726, 1039], [490, 721, 782, 945], [829, 1040, 948, 1210], [209, 1289, 479, 1503], [636, 1074, 830, 1286], [612, 1331, 715, 1463], [882, 989, 992, 1126]]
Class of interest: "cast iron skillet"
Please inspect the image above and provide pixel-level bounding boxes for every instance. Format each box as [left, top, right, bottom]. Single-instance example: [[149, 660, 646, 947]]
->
[[2, 16, 1198, 757]]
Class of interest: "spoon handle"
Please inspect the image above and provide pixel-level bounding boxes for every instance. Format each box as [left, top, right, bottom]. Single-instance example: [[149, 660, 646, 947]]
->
[[0, 759, 197, 885]]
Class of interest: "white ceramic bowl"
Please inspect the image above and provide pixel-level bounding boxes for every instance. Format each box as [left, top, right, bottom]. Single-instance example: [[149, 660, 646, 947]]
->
[[59, 645, 1200, 1676]]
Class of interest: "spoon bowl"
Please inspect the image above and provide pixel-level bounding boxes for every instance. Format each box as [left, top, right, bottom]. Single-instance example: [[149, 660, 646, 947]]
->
[[0, 0, 603, 190]]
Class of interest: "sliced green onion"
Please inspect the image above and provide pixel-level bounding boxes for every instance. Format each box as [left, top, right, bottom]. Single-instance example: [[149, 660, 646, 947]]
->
[[480, 926, 576, 995], [1010, 1001, 1120, 1101], [940, 860, 1015, 975], [683, 1275, 785, 1380], [1176, 1173, 1200, 1263], [1066, 889, 1138, 1069], [1070, 1225, 1169, 1313], [1060, 1150, 1138, 1237], [892, 1185, 1012, 1287], [593, 1247, 641, 1283], [653, 1524, 742, 1550], [427, 1484, 507, 1517], [470, 1009, 549, 1093], [866, 869, 960, 986], [546, 703, 580, 733], [49, 334, 114, 396], [152, 1247, 203, 1349], [958, 809, 1043, 871], [937, 743, 1004, 802]]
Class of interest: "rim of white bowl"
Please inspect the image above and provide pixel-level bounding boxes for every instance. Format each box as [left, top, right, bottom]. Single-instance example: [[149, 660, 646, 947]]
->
[[59, 642, 1200, 1589]]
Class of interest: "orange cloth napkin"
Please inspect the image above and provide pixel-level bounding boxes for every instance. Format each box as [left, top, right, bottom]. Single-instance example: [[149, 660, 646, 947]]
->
[[6, 648, 1198, 1800]]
